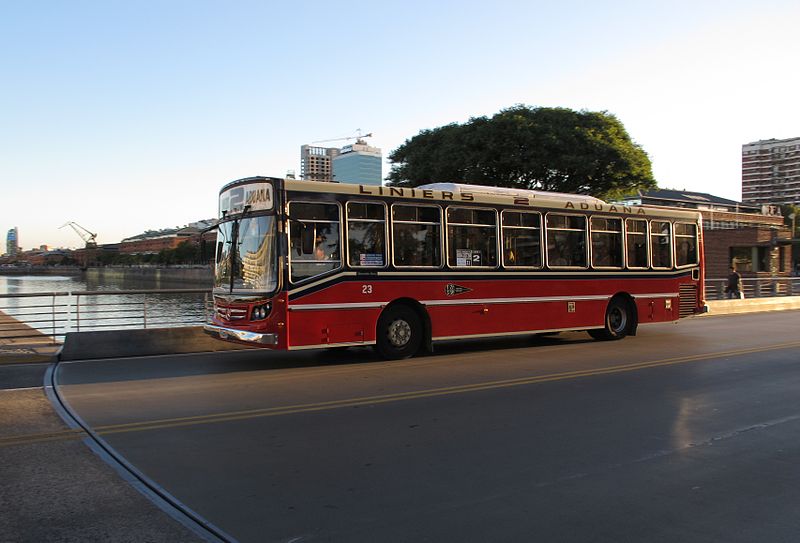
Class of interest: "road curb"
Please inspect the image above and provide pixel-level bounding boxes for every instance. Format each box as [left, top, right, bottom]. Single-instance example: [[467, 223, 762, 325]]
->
[[706, 296, 800, 316]]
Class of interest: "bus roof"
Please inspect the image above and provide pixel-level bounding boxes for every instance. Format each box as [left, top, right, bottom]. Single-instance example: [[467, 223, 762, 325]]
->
[[272, 178, 703, 221], [417, 183, 606, 205]]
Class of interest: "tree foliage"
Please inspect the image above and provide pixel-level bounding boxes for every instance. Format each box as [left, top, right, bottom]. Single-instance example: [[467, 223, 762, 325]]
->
[[780, 204, 799, 238], [387, 105, 657, 199]]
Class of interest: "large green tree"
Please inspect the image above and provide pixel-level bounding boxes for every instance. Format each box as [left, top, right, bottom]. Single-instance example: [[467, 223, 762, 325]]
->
[[387, 105, 657, 199]]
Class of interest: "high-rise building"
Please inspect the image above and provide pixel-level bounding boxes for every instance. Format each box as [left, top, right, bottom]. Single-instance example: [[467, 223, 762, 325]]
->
[[6, 227, 19, 256], [332, 140, 382, 186], [742, 137, 800, 206], [300, 145, 340, 182]]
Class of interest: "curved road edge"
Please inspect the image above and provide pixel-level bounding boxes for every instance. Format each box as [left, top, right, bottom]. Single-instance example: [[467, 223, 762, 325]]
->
[[44, 362, 237, 543]]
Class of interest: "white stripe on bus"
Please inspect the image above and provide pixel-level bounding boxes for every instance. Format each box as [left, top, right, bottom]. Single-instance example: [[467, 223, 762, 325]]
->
[[289, 293, 686, 312]]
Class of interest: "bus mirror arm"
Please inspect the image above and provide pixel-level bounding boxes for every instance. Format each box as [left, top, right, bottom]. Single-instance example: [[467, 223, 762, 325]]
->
[[277, 233, 288, 257]]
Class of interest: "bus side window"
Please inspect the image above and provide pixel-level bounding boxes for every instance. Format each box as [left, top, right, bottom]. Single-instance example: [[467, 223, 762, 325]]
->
[[650, 220, 672, 269], [625, 218, 648, 269], [347, 202, 387, 268], [446, 207, 497, 268], [392, 204, 442, 267], [501, 211, 542, 268], [674, 222, 698, 267], [590, 217, 623, 268], [288, 202, 342, 282], [546, 214, 587, 268]]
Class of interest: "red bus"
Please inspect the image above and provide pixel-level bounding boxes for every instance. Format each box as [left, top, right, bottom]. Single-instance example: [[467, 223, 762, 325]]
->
[[204, 177, 706, 359]]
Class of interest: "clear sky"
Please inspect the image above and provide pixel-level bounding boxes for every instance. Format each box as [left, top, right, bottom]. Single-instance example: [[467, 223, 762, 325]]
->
[[2, 0, 799, 250]]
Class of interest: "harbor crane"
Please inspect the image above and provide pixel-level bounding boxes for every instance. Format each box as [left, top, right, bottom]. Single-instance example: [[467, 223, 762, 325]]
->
[[60, 222, 98, 249], [312, 129, 373, 145]]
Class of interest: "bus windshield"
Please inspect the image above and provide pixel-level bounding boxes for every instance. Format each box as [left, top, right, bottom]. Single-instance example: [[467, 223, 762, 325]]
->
[[214, 215, 277, 294]]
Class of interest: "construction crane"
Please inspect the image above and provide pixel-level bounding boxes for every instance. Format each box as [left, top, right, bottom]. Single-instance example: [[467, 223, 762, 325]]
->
[[60, 222, 98, 249], [312, 129, 373, 145]]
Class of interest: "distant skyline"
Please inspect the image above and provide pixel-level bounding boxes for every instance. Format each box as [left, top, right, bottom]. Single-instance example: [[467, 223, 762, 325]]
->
[[2, 1, 799, 249]]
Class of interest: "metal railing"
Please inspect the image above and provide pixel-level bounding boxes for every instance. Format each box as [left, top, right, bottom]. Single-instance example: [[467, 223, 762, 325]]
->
[[704, 277, 800, 300], [0, 289, 212, 344]]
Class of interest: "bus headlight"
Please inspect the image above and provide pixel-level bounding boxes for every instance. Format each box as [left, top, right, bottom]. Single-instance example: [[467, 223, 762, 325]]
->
[[251, 303, 271, 320]]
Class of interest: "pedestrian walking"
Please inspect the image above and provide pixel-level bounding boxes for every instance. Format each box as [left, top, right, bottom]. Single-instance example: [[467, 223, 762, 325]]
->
[[725, 266, 743, 299]]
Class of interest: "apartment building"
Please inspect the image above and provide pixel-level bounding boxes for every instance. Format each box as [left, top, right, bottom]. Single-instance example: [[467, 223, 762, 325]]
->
[[742, 137, 800, 206]]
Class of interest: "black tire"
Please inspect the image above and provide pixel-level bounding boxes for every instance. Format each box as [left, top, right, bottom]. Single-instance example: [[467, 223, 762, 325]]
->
[[375, 305, 423, 359], [589, 298, 632, 341]]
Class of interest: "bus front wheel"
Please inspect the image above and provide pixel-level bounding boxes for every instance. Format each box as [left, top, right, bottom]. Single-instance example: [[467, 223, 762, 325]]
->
[[375, 305, 423, 359], [589, 298, 632, 341]]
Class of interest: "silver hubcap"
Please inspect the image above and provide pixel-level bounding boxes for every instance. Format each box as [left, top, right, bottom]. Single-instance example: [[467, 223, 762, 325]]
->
[[387, 319, 412, 348], [609, 307, 627, 333]]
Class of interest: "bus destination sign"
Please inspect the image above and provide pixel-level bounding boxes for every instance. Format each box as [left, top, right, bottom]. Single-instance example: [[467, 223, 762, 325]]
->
[[220, 182, 273, 215]]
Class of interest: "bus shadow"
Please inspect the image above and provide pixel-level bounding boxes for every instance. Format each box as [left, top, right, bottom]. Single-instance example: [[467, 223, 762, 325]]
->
[[426, 331, 593, 357], [55, 331, 595, 387]]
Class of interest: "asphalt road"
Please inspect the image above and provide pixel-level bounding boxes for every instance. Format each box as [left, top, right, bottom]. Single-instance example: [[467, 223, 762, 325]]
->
[[56, 311, 800, 542]]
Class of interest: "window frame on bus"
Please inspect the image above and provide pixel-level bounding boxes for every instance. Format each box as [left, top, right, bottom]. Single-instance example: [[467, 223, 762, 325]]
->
[[445, 205, 499, 270], [544, 212, 589, 270], [287, 200, 344, 284], [673, 221, 700, 269], [500, 209, 543, 270], [649, 219, 673, 270], [390, 203, 444, 269], [345, 200, 389, 270], [589, 215, 624, 270], [624, 218, 650, 270]]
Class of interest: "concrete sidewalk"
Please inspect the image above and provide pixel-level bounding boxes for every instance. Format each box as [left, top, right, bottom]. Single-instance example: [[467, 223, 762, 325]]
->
[[0, 311, 206, 541], [0, 381, 202, 542]]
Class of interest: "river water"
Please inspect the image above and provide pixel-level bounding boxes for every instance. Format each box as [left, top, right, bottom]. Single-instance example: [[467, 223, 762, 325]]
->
[[0, 271, 212, 337]]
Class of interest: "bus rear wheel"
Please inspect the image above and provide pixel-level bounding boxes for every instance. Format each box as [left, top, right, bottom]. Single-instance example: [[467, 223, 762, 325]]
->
[[589, 298, 632, 341], [375, 305, 423, 359]]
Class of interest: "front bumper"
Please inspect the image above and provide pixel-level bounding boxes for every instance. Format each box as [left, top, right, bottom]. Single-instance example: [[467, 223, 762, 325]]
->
[[203, 324, 278, 345]]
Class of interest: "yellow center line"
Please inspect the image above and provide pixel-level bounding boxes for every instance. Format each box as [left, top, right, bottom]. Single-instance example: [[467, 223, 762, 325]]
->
[[4, 341, 799, 448], [94, 341, 800, 436]]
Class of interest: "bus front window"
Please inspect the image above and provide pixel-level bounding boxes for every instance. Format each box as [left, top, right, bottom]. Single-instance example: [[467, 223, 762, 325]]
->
[[214, 215, 277, 294]]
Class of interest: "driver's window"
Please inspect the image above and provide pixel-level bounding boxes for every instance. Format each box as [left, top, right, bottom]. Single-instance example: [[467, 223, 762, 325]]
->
[[289, 202, 342, 282]]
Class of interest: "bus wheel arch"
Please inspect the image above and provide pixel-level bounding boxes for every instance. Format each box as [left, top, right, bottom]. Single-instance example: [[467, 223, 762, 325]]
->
[[374, 299, 430, 359], [589, 293, 637, 341]]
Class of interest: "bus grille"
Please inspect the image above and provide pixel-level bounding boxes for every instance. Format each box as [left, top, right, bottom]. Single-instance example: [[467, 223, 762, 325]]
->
[[678, 284, 697, 318], [216, 305, 248, 321]]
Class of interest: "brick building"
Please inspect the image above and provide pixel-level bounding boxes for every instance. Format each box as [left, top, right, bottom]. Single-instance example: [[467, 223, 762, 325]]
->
[[700, 210, 791, 279], [25, 249, 72, 266], [119, 220, 216, 255], [119, 231, 185, 254]]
